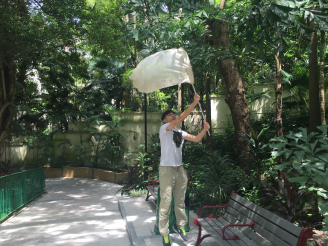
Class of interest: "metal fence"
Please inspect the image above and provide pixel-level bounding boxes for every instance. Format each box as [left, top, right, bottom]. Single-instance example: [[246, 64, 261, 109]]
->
[[0, 167, 45, 221]]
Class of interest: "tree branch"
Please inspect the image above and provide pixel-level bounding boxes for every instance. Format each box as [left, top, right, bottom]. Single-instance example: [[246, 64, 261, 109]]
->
[[0, 102, 12, 116]]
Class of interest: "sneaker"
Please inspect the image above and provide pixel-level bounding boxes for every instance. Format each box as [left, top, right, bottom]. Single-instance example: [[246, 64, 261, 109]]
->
[[174, 224, 189, 241], [162, 235, 171, 246]]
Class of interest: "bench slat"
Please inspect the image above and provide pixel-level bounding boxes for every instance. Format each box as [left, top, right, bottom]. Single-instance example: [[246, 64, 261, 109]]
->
[[228, 200, 299, 246], [231, 193, 302, 237], [226, 206, 291, 246], [205, 218, 249, 246], [198, 218, 240, 246], [212, 217, 259, 246], [223, 212, 273, 246]]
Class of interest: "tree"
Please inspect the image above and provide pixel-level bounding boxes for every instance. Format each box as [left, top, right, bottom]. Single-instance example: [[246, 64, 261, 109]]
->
[[309, 22, 321, 132], [319, 30, 326, 126], [208, 0, 254, 172], [0, 0, 126, 163]]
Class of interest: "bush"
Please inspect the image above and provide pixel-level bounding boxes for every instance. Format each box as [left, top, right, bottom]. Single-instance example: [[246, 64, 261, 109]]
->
[[270, 125, 328, 229], [185, 149, 247, 213]]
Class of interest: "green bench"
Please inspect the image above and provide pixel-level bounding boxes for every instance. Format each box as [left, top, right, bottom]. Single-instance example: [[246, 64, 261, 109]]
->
[[194, 191, 313, 246]]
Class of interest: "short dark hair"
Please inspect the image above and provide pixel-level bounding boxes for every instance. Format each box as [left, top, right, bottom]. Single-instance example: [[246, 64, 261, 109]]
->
[[161, 110, 175, 122]]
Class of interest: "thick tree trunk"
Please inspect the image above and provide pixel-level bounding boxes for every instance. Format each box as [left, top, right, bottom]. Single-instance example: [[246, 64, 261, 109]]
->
[[205, 71, 213, 150], [320, 31, 326, 126], [309, 25, 321, 132], [0, 55, 16, 164], [212, 20, 253, 173]]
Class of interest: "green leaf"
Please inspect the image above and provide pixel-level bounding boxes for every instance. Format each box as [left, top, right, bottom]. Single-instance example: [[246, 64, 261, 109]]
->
[[273, 37, 282, 45], [319, 0, 325, 8], [317, 124, 327, 134], [284, 149, 294, 159], [272, 3, 293, 13], [141, 22, 149, 28], [253, 37, 265, 46], [293, 150, 305, 161], [298, 143, 312, 153], [313, 162, 326, 171], [270, 135, 287, 142], [316, 151, 328, 163], [308, 131, 318, 141], [288, 176, 308, 186], [322, 217, 328, 231], [293, 161, 302, 170], [269, 142, 287, 151], [274, 162, 289, 171], [276, 44, 283, 52], [272, 150, 284, 157], [267, 9, 282, 23], [318, 138, 328, 145], [320, 202, 328, 215], [123, 9, 134, 15], [193, 19, 200, 25], [184, 21, 190, 28], [313, 172, 328, 185]]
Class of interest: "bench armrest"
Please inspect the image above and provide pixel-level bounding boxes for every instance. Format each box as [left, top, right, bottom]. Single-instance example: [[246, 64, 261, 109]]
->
[[222, 221, 255, 240], [147, 180, 159, 192], [199, 205, 228, 218], [199, 190, 238, 218]]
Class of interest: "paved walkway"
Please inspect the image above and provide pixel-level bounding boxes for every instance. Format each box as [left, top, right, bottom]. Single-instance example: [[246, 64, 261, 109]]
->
[[0, 178, 130, 246], [0, 177, 218, 246]]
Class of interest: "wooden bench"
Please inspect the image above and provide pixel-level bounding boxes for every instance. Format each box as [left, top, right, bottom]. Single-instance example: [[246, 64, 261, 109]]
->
[[194, 191, 313, 246], [145, 180, 159, 204]]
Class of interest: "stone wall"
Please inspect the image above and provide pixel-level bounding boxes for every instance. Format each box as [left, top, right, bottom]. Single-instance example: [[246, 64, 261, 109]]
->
[[44, 166, 127, 184]]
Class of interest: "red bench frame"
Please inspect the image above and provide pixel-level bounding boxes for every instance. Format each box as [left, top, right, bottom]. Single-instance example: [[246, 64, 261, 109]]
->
[[194, 190, 313, 246]]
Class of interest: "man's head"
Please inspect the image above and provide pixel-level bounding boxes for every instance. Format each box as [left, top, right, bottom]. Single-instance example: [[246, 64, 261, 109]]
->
[[161, 110, 176, 123]]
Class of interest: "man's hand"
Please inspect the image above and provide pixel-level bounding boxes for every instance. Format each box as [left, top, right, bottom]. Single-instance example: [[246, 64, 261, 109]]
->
[[204, 122, 210, 131], [183, 122, 211, 143], [193, 93, 200, 104]]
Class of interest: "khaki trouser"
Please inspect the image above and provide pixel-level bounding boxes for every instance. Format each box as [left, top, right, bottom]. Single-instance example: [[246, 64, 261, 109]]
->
[[158, 165, 188, 236]]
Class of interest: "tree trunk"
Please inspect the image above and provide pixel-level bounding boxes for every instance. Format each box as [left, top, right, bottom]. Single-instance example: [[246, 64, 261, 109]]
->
[[275, 52, 284, 165], [212, 20, 253, 173], [309, 24, 321, 132], [0, 54, 16, 164], [204, 22, 213, 150], [320, 30, 326, 126], [205, 71, 213, 150]]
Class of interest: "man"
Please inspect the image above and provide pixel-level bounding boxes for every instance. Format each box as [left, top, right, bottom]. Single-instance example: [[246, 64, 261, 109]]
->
[[159, 93, 210, 246]]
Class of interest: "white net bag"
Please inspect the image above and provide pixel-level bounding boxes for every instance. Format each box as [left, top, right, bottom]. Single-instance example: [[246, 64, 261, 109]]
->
[[130, 47, 194, 93]]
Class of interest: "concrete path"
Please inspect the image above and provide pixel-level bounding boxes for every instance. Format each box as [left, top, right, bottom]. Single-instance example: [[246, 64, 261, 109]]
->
[[0, 178, 131, 246]]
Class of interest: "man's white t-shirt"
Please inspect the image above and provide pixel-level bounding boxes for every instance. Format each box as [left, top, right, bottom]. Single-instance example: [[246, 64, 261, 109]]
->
[[159, 123, 188, 166]]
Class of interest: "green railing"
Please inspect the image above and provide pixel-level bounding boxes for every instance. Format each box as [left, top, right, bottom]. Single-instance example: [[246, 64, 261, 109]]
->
[[0, 167, 45, 221]]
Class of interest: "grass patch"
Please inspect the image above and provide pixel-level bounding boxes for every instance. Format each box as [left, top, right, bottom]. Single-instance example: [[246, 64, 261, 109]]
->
[[129, 189, 148, 197]]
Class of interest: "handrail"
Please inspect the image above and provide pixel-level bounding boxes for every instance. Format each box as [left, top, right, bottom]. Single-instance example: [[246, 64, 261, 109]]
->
[[0, 167, 45, 221]]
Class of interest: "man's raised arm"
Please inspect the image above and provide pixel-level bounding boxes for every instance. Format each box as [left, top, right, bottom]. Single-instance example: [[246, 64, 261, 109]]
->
[[166, 93, 200, 131]]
